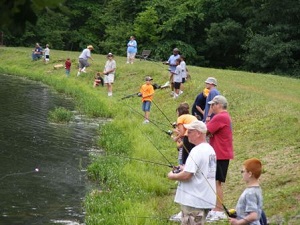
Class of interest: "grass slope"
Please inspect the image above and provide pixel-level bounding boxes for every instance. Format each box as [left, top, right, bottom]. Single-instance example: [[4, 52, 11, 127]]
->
[[0, 47, 299, 225]]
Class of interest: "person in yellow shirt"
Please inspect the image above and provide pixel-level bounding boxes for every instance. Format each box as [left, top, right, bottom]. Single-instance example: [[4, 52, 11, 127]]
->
[[139, 76, 155, 124]]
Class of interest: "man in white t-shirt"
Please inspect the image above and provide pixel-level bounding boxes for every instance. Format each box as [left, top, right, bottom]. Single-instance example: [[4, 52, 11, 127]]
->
[[168, 120, 217, 225]]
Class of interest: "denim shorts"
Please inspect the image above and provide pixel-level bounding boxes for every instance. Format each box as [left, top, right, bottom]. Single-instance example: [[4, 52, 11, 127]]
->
[[142, 101, 151, 112]]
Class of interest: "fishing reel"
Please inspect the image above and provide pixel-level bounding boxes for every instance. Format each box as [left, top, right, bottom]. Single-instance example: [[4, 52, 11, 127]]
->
[[172, 166, 181, 174], [172, 122, 177, 128], [227, 209, 237, 218], [137, 92, 142, 97], [166, 130, 173, 136]]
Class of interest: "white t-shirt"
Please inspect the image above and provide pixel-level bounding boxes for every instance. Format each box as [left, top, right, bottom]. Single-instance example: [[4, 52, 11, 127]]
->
[[180, 61, 187, 78], [104, 59, 116, 75], [173, 65, 183, 83], [174, 142, 217, 209], [44, 47, 50, 56]]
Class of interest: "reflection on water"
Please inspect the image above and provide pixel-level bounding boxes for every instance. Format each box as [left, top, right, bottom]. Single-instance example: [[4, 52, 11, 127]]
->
[[0, 74, 99, 225]]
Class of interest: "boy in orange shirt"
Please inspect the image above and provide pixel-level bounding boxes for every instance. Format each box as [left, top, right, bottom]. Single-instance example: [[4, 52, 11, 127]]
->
[[139, 76, 155, 124]]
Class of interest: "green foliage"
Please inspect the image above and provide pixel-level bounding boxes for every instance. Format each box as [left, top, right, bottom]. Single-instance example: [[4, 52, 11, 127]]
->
[[48, 106, 74, 123]]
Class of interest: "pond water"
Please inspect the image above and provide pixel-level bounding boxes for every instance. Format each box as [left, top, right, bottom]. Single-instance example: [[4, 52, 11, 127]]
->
[[0, 74, 100, 225]]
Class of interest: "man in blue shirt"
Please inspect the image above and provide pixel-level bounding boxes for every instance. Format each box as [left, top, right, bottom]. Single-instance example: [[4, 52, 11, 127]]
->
[[203, 77, 220, 123]]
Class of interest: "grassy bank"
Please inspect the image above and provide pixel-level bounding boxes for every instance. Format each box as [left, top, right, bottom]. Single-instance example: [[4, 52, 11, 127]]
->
[[0, 47, 299, 225]]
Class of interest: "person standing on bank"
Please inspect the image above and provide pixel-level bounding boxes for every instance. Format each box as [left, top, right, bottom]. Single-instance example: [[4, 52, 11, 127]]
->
[[206, 95, 234, 222], [203, 77, 220, 123], [168, 120, 217, 225], [77, 45, 94, 76], [103, 52, 116, 97], [43, 44, 50, 64], [139, 76, 155, 124], [126, 36, 137, 64], [164, 48, 181, 94]]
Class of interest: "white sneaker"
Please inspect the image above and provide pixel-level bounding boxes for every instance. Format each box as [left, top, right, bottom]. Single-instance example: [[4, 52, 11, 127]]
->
[[179, 90, 183, 95], [108, 92, 113, 97], [169, 211, 182, 222], [173, 93, 179, 99], [77, 72, 80, 76], [142, 119, 149, 124], [82, 70, 87, 73], [206, 211, 227, 222]]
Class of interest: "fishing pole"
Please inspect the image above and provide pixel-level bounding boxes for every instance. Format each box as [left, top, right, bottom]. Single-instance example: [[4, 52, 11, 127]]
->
[[121, 92, 140, 100], [123, 101, 173, 136], [106, 154, 173, 168], [152, 100, 176, 128]]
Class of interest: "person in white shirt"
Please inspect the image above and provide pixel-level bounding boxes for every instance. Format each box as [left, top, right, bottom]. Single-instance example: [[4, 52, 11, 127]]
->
[[168, 120, 217, 225]]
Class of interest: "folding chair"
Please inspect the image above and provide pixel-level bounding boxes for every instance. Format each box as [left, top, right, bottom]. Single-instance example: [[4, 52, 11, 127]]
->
[[137, 50, 151, 60]]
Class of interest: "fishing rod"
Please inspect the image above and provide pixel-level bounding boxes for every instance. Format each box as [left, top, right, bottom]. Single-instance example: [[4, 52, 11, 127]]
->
[[106, 154, 173, 168], [152, 100, 176, 128], [121, 92, 140, 100], [123, 101, 173, 136]]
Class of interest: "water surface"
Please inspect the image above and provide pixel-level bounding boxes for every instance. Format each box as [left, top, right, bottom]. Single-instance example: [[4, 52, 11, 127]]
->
[[0, 74, 99, 225]]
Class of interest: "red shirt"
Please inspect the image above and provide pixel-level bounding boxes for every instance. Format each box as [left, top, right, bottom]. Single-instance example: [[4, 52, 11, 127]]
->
[[207, 111, 234, 160], [65, 60, 71, 70]]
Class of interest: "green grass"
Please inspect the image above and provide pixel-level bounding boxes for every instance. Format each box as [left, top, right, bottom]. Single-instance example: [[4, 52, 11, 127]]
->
[[48, 106, 74, 123], [0, 47, 299, 224]]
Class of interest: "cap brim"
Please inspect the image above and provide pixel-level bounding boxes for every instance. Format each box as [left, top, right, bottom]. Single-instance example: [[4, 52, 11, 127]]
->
[[208, 100, 215, 104], [183, 124, 194, 129]]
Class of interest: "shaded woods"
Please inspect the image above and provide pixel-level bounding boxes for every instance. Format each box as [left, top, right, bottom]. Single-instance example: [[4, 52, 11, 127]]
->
[[1, 0, 299, 76]]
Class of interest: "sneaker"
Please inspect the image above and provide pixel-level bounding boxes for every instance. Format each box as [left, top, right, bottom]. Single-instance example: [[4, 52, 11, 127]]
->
[[108, 92, 113, 97], [169, 211, 182, 222], [82, 70, 87, 73], [77, 72, 81, 76], [206, 211, 227, 222], [142, 119, 149, 124], [173, 93, 179, 99], [179, 90, 183, 95]]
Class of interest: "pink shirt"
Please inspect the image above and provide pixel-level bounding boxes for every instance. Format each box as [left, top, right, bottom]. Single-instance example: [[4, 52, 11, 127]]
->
[[207, 111, 234, 160]]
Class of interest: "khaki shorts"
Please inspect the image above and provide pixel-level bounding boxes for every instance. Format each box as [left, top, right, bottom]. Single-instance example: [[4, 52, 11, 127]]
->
[[104, 74, 115, 84], [181, 205, 210, 225]]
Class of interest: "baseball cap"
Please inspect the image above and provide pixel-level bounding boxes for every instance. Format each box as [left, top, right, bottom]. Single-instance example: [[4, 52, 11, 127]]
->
[[145, 76, 153, 81], [208, 95, 228, 106], [183, 120, 207, 134], [205, 77, 217, 86]]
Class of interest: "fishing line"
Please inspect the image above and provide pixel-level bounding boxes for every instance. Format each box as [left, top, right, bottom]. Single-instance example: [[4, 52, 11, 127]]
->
[[105, 153, 172, 168], [123, 101, 172, 136], [179, 142, 250, 221], [0, 168, 39, 181], [152, 100, 175, 128]]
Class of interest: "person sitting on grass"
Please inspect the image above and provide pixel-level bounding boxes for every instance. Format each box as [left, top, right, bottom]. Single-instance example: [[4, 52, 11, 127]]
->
[[93, 72, 104, 87], [32, 43, 43, 61]]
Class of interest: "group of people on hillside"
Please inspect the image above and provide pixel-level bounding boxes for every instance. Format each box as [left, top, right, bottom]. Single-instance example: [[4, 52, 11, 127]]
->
[[31, 43, 50, 63], [166, 77, 264, 225], [139, 67, 264, 225]]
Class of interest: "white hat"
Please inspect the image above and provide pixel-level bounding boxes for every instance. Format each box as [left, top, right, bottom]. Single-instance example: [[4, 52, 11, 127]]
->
[[183, 120, 207, 134], [205, 77, 217, 86]]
